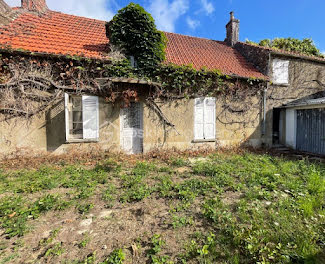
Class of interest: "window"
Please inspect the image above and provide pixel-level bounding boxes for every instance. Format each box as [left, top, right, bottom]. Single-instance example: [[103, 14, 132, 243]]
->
[[65, 93, 99, 141], [194, 97, 216, 140], [272, 59, 289, 84], [130, 56, 137, 68], [70, 96, 83, 138]]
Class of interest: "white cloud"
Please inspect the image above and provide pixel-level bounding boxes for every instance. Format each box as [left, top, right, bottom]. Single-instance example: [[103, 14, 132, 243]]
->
[[322, 51, 325, 55], [147, 0, 189, 32], [200, 0, 215, 15], [4, 0, 115, 21], [186, 17, 200, 30]]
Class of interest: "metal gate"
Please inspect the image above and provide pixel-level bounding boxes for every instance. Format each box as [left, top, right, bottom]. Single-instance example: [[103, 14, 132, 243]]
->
[[296, 108, 325, 155]]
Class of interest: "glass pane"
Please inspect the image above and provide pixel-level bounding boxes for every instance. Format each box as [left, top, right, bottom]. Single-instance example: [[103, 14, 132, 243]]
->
[[123, 103, 141, 129], [72, 122, 83, 135], [72, 97, 82, 111], [73, 111, 82, 123]]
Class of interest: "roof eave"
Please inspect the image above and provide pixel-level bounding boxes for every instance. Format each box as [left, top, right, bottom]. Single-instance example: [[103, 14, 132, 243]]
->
[[227, 73, 269, 82], [0, 47, 112, 63], [271, 50, 325, 64], [0, 48, 269, 81]]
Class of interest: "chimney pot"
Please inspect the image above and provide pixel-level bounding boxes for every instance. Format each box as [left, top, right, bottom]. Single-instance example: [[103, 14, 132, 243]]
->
[[225, 11, 239, 47], [21, 0, 48, 13], [230, 11, 234, 20]]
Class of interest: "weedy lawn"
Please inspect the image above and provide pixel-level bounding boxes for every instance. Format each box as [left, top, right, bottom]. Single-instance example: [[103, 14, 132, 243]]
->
[[0, 151, 324, 263]]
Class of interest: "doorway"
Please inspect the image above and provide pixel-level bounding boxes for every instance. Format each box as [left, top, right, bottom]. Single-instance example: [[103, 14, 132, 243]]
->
[[273, 108, 284, 145], [120, 102, 143, 154]]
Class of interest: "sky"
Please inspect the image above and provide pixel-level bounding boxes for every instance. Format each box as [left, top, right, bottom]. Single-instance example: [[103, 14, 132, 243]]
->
[[5, 0, 325, 54]]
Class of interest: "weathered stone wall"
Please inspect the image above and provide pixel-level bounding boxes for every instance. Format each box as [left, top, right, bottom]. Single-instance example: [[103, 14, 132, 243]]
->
[[0, 49, 267, 156], [0, 93, 266, 156], [143, 95, 264, 151], [235, 42, 270, 75], [0, 97, 121, 156]]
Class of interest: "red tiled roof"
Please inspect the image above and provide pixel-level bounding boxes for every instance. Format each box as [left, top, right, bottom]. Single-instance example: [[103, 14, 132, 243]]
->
[[0, 10, 109, 59], [0, 9, 267, 79], [165, 32, 266, 79]]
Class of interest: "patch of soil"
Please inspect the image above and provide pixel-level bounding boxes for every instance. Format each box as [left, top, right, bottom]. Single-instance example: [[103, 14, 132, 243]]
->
[[1, 192, 199, 263], [221, 191, 243, 206]]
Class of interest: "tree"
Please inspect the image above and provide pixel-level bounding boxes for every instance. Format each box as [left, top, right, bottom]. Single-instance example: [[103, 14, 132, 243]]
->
[[246, 38, 324, 58], [106, 3, 167, 70]]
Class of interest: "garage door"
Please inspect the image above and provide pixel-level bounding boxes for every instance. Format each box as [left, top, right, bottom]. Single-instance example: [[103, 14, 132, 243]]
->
[[296, 108, 325, 155]]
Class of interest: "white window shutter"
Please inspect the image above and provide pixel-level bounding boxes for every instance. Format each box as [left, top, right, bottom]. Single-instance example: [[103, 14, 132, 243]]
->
[[272, 59, 289, 84], [194, 98, 204, 140], [82, 95, 99, 140], [203, 98, 216, 140], [64, 93, 70, 141]]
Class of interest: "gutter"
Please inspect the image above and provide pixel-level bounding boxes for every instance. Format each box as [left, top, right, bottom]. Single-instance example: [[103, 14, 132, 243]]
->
[[0, 47, 112, 63], [283, 101, 325, 108]]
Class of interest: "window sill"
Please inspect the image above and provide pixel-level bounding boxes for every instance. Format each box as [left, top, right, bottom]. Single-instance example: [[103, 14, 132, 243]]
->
[[272, 83, 289, 87], [192, 139, 216, 143], [65, 139, 99, 144]]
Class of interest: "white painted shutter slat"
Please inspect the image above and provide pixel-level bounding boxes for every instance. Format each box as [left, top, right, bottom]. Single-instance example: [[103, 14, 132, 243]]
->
[[82, 95, 99, 140], [64, 93, 69, 141], [204, 98, 216, 139], [194, 98, 204, 140]]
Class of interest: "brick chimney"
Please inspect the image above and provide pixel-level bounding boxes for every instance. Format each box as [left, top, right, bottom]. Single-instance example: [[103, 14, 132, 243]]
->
[[0, 0, 16, 25], [21, 0, 48, 13], [225, 11, 239, 47]]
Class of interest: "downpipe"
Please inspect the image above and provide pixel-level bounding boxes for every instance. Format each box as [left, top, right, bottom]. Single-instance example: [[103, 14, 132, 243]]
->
[[262, 85, 268, 136]]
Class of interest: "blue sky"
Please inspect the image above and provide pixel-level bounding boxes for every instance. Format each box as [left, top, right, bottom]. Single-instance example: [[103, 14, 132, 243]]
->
[[6, 0, 325, 53]]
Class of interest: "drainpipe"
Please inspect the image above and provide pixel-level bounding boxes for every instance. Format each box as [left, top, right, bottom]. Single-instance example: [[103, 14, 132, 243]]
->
[[262, 52, 272, 140], [262, 84, 268, 136]]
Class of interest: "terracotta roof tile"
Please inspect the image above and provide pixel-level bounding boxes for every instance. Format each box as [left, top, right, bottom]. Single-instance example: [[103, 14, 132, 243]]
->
[[0, 9, 267, 79]]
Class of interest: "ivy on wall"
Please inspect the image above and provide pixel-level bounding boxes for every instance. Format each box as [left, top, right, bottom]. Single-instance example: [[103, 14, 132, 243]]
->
[[105, 3, 264, 99], [0, 3, 265, 126]]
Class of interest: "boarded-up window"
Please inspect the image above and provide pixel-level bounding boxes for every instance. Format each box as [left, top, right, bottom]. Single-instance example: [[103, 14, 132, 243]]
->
[[272, 59, 289, 84], [194, 97, 216, 140], [65, 94, 99, 141]]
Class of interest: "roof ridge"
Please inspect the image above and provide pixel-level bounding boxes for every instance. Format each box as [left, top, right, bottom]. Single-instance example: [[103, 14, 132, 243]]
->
[[164, 31, 225, 44], [10, 8, 226, 45], [11, 7, 107, 23], [46, 10, 107, 23]]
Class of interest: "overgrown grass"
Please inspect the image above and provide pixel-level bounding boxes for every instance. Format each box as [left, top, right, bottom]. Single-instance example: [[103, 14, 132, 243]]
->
[[0, 151, 324, 263]]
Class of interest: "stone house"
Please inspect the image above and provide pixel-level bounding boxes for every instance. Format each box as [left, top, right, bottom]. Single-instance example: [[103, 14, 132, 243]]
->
[[0, 0, 325, 155]]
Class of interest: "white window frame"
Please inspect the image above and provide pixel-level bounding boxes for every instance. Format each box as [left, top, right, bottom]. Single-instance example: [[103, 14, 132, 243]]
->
[[194, 97, 216, 141], [272, 59, 289, 85], [65, 93, 99, 142]]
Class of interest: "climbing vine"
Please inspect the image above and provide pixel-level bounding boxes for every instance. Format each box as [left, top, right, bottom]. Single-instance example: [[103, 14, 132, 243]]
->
[[0, 2, 268, 139], [107, 3, 167, 69]]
